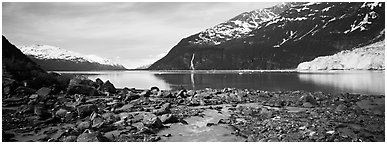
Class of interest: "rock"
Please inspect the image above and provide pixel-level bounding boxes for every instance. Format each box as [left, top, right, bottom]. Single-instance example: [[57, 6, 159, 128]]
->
[[95, 78, 104, 90], [102, 80, 116, 94], [102, 112, 119, 124], [260, 107, 272, 118], [67, 84, 97, 96], [162, 91, 174, 98], [92, 116, 105, 129], [103, 130, 122, 141], [177, 89, 187, 98], [34, 102, 52, 120], [299, 94, 318, 105], [159, 114, 179, 124], [139, 90, 151, 97], [335, 104, 348, 113], [29, 94, 39, 99], [153, 103, 171, 115], [206, 123, 216, 127], [77, 104, 98, 118], [115, 104, 134, 112], [15, 86, 36, 95], [124, 91, 140, 101], [186, 90, 196, 96], [61, 135, 78, 142], [142, 116, 163, 129], [303, 102, 314, 108], [55, 108, 68, 118], [76, 129, 106, 142], [150, 87, 160, 95], [77, 121, 91, 132], [36, 87, 52, 97]]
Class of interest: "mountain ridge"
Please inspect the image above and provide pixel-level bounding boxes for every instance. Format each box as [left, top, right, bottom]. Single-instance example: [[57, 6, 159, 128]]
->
[[17, 44, 127, 71], [149, 2, 385, 70]]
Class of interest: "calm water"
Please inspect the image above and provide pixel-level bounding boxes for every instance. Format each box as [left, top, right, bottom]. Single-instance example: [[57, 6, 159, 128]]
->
[[55, 70, 385, 95]]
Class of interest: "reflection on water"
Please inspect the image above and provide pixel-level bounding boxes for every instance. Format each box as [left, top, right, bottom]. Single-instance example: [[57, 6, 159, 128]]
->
[[55, 70, 385, 95], [298, 71, 385, 95]]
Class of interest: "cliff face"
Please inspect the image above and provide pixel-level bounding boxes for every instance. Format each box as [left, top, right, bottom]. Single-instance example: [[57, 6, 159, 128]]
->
[[2, 36, 45, 81], [149, 2, 385, 70], [297, 39, 385, 70]]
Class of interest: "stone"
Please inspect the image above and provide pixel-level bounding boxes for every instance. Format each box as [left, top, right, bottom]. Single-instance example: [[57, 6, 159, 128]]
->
[[92, 116, 105, 129], [140, 90, 151, 97], [303, 102, 314, 108], [95, 78, 104, 90], [335, 104, 348, 113], [55, 108, 68, 118], [61, 135, 78, 142], [77, 121, 91, 133], [187, 90, 196, 96], [15, 86, 36, 95], [150, 87, 160, 95], [159, 114, 179, 124], [153, 103, 171, 115], [299, 94, 318, 105], [143, 116, 163, 129], [36, 87, 52, 97], [67, 84, 97, 96], [102, 112, 120, 124], [124, 91, 140, 101], [116, 104, 134, 112], [102, 80, 116, 94], [76, 129, 105, 142], [77, 104, 98, 118], [34, 102, 52, 120], [177, 89, 187, 98]]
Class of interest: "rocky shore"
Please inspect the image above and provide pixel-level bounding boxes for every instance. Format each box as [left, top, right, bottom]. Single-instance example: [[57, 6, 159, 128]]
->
[[2, 76, 385, 142]]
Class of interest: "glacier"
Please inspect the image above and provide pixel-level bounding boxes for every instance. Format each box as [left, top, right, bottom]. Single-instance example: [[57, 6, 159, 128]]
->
[[297, 40, 385, 70]]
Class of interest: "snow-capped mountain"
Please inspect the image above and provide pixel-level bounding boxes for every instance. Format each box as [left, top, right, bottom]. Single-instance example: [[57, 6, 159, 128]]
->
[[149, 2, 384, 70], [297, 39, 385, 70], [189, 2, 303, 45], [17, 45, 126, 71]]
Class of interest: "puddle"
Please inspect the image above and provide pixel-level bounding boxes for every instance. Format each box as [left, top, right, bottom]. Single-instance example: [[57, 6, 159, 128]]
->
[[157, 108, 244, 142]]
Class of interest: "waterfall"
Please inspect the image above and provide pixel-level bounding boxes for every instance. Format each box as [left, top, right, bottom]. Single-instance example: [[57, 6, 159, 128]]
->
[[190, 53, 195, 70]]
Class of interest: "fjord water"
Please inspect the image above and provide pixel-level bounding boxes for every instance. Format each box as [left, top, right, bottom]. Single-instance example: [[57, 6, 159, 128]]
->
[[56, 70, 385, 95]]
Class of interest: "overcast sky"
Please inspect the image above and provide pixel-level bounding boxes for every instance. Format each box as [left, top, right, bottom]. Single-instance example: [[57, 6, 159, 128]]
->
[[3, 2, 279, 69]]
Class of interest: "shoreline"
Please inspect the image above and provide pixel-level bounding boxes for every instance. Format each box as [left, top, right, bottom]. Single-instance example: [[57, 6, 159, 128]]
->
[[2, 77, 385, 142]]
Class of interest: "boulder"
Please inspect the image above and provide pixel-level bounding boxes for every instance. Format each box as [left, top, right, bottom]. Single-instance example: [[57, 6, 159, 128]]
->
[[102, 80, 116, 94], [61, 135, 78, 142], [335, 104, 348, 113], [139, 90, 151, 97], [67, 84, 97, 96], [159, 114, 179, 124], [102, 112, 120, 124], [303, 102, 314, 108], [76, 129, 106, 142], [34, 102, 52, 120], [36, 87, 52, 96], [77, 121, 91, 133], [177, 89, 187, 98], [55, 108, 68, 118], [186, 90, 196, 96], [142, 116, 163, 129], [150, 87, 160, 95], [299, 94, 318, 105], [77, 104, 98, 118], [15, 86, 36, 95], [95, 78, 104, 90], [153, 103, 171, 115], [124, 91, 140, 101]]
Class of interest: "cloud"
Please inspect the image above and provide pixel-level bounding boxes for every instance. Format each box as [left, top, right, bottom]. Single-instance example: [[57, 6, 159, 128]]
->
[[3, 2, 279, 69]]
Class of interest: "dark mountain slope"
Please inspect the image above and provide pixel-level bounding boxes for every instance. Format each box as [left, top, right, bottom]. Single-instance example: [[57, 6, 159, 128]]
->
[[149, 2, 384, 70]]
